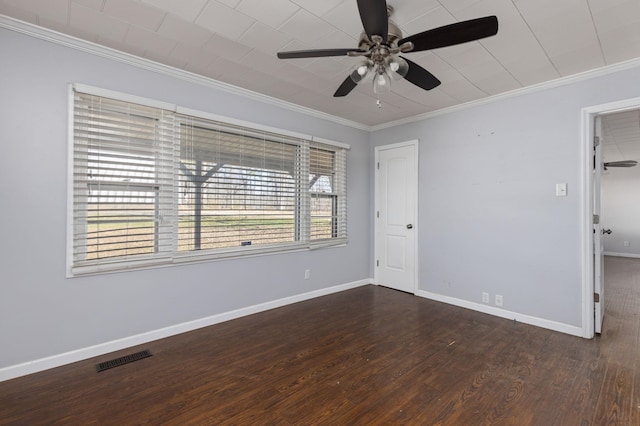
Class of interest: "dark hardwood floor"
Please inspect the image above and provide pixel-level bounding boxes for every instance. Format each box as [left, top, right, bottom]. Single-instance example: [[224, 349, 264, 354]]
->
[[2, 256, 640, 425]]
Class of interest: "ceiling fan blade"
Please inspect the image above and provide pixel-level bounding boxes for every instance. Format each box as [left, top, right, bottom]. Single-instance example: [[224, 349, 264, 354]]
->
[[357, 0, 389, 43], [604, 160, 638, 168], [400, 57, 441, 91], [399, 16, 498, 52], [334, 74, 359, 97], [277, 48, 365, 59]]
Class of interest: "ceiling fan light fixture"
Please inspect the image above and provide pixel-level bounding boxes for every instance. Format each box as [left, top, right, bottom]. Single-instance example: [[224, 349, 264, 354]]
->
[[350, 59, 373, 83], [373, 68, 391, 95], [386, 55, 409, 80]]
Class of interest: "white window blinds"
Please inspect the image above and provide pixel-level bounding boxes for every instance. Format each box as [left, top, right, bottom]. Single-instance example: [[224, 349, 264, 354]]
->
[[177, 115, 301, 252], [308, 143, 347, 243], [70, 87, 348, 275], [72, 92, 176, 273]]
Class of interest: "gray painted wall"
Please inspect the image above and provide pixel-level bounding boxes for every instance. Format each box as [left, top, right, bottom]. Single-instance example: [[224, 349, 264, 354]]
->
[[6, 21, 640, 373], [0, 28, 371, 369], [602, 166, 640, 256], [371, 65, 640, 328]]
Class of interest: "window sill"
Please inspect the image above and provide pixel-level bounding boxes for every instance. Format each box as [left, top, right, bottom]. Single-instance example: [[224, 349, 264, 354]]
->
[[68, 240, 347, 277]]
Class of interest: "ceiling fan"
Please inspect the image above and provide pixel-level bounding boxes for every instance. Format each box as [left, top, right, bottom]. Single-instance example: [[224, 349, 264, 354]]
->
[[277, 0, 498, 103], [604, 160, 638, 170]]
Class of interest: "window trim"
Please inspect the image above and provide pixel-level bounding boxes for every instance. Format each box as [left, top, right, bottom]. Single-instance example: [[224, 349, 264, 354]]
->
[[66, 84, 349, 277]]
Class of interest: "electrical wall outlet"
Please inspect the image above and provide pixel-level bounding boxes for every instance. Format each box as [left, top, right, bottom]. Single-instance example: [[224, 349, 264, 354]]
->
[[495, 294, 503, 307], [624, 241, 630, 247], [304, 269, 310, 279], [482, 292, 489, 304], [555, 183, 567, 197]]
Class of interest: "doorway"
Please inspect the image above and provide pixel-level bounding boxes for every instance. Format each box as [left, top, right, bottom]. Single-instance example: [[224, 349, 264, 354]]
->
[[582, 97, 640, 338], [374, 140, 419, 294]]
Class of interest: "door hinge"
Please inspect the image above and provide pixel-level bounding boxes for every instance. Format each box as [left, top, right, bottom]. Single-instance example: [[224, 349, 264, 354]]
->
[[594, 136, 600, 147], [593, 214, 600, 224], [376, 259, 379, 267], [594, 293, 600, 303], [377, 162, 380, 170], [376, 211, 379, 218]]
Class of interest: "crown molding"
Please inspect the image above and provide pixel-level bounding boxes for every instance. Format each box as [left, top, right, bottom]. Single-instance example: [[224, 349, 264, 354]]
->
[[0, 15, 371, 132], [372, 56, 640, 131]]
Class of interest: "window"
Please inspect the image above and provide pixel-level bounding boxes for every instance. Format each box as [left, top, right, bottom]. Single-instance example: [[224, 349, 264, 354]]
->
[[69, 86, 348, 275]]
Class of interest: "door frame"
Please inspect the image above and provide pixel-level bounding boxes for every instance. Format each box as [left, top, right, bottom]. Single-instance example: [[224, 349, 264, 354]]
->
[[581, 96, 640, 338], [374, 139, 419, 293]]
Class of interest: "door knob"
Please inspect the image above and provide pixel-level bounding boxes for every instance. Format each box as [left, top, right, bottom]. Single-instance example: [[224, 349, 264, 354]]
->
[[406, 224, 413, 229], [602, 229, 612, 235]]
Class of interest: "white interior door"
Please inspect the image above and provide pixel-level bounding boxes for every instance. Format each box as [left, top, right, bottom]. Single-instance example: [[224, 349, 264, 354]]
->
[[375, 141, 418, 293], [594, 116, 605, 334]]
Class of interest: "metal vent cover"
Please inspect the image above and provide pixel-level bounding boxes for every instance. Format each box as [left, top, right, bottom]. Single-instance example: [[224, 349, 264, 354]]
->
[[96, 349, 152, 372]]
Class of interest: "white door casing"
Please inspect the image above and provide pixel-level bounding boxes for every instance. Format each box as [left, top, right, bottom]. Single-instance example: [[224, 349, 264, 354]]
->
[[374, 140, 418, 294], [594, 116, 605, 334], [582, 96, 640, 338]]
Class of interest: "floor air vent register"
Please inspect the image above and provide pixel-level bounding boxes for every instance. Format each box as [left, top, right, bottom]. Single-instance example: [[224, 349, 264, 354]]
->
[[96, 349, 152, 372]]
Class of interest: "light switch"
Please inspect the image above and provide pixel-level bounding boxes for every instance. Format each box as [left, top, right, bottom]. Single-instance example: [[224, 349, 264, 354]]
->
[[556, 183, 567, 197]]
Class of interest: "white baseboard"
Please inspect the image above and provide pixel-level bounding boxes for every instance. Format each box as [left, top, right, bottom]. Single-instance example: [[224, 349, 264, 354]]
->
[[604, 252, 640, 259], [0, 279, 372, 382], [415, 290, 584, 337]]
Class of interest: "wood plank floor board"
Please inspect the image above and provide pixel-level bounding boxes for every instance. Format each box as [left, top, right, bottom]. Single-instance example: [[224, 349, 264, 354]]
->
[[346, 313, 529, 424], [3, 256, 640, 424], [428, 330, 547, 425], [608, 257, 640, 426], [594, 257, 640, 426]]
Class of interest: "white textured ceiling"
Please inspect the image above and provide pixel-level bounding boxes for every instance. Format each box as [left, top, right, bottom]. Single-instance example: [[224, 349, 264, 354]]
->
[[2, 0, 640, 127]]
